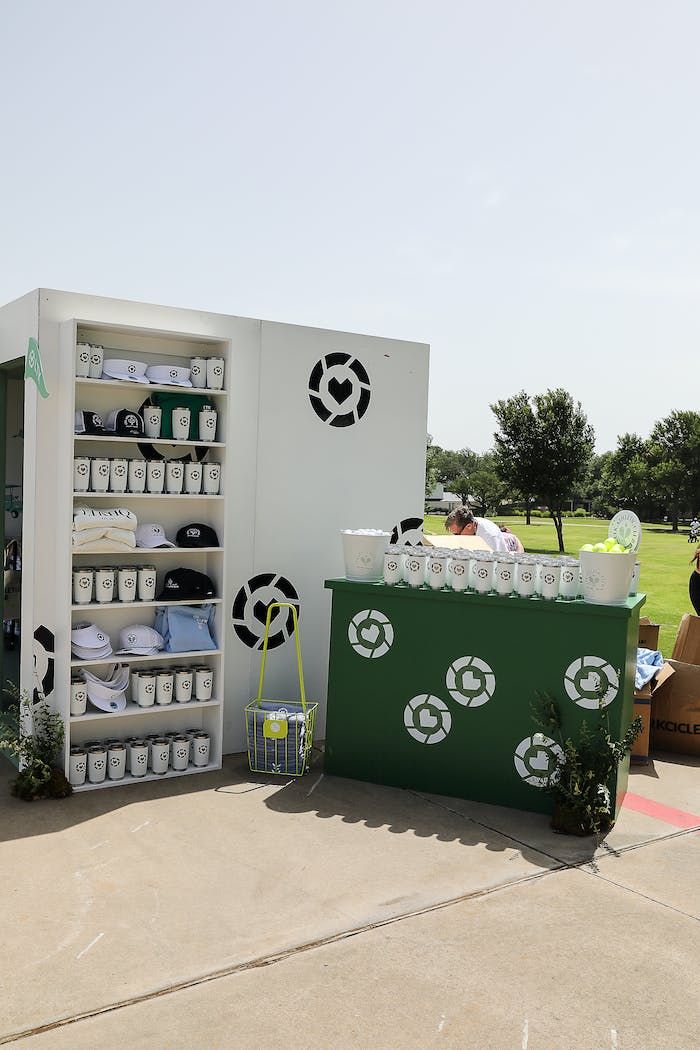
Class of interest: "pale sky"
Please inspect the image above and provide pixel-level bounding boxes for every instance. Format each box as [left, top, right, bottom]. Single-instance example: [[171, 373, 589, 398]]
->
[[2, 1, 699, 454]]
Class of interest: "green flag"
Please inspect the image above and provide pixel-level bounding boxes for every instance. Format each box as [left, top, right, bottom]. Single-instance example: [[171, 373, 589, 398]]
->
[[25, 337, 49, 398]]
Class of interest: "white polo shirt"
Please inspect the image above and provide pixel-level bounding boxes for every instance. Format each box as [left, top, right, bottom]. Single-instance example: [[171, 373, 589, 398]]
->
[[474, 517, 508, 553]]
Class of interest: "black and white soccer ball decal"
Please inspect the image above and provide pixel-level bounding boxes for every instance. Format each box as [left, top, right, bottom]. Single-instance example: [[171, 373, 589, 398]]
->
[[33, 625, 55, 704], [390, 517, 424, 546], [232, 573, 300, 650], [308, 352, 371, 427]]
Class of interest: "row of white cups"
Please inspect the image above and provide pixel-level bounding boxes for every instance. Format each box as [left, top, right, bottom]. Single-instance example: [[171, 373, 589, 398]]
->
[[140, 405, 219, 442], [76, 345, 226, 390], [70, 664, 215, 715], [73, 565, 157, 605], [74, 456, 221, 495], [384, 545, 583, 600], [69, 729, 212, 785]]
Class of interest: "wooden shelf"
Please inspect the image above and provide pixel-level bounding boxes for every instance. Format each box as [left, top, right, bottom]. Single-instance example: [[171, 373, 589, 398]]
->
[[74, 434, 225, 448], [72, 491, 224, 499], [72, 547, 224, 556], [70, 698, 220, 722], [75, 377, 228, 397], [71, 649, 222, 668], [72, 761, 220, 791], [72, 598, 222, 612]]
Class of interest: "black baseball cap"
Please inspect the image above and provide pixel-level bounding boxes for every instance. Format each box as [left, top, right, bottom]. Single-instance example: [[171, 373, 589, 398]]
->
[[176, 523, 220, 548], [157, 568, 215, 600], [74, 410, 106, 435], [106, 408, 145, 437]]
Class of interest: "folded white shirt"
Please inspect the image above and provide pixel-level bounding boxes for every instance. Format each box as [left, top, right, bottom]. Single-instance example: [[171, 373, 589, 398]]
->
[[73, 507, 138, 532], [72, 527, 136, 547], [71, 538, 137, 553]]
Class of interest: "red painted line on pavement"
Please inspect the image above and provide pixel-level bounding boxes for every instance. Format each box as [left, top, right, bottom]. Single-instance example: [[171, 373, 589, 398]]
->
[[622, 791, 700, 830]]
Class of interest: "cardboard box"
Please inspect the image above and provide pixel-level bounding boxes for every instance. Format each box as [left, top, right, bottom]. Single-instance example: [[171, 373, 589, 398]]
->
[[671, 614, 700, 665], [632, 662, 675, 763], [650, 659, 700, 757], [638, 616, 660, 651]]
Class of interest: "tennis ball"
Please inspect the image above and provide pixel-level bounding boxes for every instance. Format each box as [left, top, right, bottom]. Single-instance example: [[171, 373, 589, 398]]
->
[[604, 537, 617, 551], [592, 543, 607, 553], [580, 543, 594, 552]]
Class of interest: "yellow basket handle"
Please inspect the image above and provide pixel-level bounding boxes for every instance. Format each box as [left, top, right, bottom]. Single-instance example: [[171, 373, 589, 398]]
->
[[256, 602, 306, 711]]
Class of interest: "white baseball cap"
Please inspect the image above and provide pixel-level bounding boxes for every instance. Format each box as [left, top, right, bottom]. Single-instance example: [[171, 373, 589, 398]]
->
[[82, 666, 129, 711], [136, 523, 175, 549], [116, 625, 165, 655], [71, 624, 113, 657], [102, 359, 151, 384], [145, 364, 192, 387]]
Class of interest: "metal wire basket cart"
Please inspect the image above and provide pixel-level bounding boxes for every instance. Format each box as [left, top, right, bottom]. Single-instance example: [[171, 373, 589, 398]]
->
[[245, 603, 317, 776]]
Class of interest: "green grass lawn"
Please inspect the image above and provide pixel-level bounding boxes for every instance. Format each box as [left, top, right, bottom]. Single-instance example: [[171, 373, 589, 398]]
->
[[424, 514, 695, 656]]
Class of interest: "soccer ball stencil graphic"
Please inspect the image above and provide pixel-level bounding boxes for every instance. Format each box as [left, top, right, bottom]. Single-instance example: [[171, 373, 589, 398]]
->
[[390, 517, 424, 546], [308, 352, 371, 427], [348, 610, 394, 659], [404, 694, 452, 745], [563, 656, 619, 709], [445, 656, 496, 708], [514, 735, 564, 787], [232, 573, 300, 650]]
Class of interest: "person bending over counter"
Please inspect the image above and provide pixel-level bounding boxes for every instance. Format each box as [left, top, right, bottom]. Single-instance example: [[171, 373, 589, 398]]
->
[[445, 506, 509, 553]]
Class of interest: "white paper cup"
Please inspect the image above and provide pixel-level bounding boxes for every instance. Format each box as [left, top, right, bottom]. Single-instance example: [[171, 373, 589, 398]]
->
[[192, 733, 210, 767], [144, 407, 162, 439], [171, 736, 190, 770], [202, 463, 220, 495], [515, 560, 536, 598], [405, 552, 426, 588], [383, 550, 403, 585], [88, 746, 107, 784], [137, 673, 156, 707], [117, 566, 138, 602], [198, 408, 217, 442], [129, 741, 149, 777], [130, 670, 140, 703], [150, 738, 170, 775], [540, 560, 561, 600], [109, 458, 128, 493], [449, 553, 469, 592], [165, 460, 184, 493], [184, 462, 202, 494], [73, 457, 90, 492], [156, 671, 174, 705], [206, 358, 225, 390], [494, 557, 515, 596], [137, 566, 157, 601], [175, 669, 193, 703], [190, 357, 207, 388], [473, 555, 495, 595], [69, 748, 87, 786], [95, 568, 115, 603], [107, 743, 126, 780], [90, 457, 110, 492], [76, 343, 90, 377], [73, 567, 94, 604], [146, 460, 165, 493], [427, 554, 447, 590], [88, 345, 104, 379], [195, 667, 214, 701], [128, 458, 147, 493], [559, 560, 580, 601], [70, 679, 87, 716], [171, 408, 191, 441]]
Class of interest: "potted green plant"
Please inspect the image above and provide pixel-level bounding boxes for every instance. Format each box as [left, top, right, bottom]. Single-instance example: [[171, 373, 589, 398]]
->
[[532, 692, 641, 836], [0, 688, 71, 801]]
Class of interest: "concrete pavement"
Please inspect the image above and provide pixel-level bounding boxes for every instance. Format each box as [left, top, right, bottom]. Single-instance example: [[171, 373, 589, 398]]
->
[[1, 751, 698, 1048]]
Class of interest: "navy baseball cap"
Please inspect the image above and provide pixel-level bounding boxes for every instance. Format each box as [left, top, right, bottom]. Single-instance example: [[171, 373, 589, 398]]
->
[[176, 523, 220, 548]]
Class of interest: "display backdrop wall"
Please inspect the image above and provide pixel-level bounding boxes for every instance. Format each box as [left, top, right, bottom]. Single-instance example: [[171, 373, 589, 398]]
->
[[0, 289, 429, 754]]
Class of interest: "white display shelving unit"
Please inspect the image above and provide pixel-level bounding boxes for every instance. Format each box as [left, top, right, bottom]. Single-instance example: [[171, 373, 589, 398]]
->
[[57, 318, 230, 790]]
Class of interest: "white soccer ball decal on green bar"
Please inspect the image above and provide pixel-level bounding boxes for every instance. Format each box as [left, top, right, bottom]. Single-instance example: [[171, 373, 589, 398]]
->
[[445, 656, 496, 708], [404, 694, 452, 745], [513, 734, 564, 787], [563, 656, 619, 709], [348, 609, 394, 659]]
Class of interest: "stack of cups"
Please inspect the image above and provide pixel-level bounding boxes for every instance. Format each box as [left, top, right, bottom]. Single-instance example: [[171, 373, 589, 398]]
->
[[559, 558, 580, 601], [383, 545, 403, 585], [426, 550, 448, 590], [449, 551, 469, 592], [404, 548, 427, 588], [515, 556, 537, 598], [540, 559, 561, 601], [494, 553, 515, 596], [472, 551, 495, 595]]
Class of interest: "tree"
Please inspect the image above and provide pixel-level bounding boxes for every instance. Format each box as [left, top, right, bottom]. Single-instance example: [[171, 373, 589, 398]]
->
[[469, 453, 507, 516], [430, 447, 479, 504], [492, 389, 595, 552], [647, 412, 700, 531], [490, 391, 540, 524], [425, 435, 439, 497]]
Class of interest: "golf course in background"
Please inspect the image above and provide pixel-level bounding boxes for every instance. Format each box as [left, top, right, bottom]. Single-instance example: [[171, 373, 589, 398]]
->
[[424, 514, 695, 657]]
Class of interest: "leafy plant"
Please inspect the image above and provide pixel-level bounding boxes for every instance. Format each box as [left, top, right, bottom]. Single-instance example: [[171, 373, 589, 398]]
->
[[532, 691, 641, 836], [0, 686, 71, 801]]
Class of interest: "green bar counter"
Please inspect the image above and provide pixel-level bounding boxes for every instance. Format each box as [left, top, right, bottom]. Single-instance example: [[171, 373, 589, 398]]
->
[[324, 580, 645, 816]]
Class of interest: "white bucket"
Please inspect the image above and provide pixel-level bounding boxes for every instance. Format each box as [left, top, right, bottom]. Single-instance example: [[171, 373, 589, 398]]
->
[[341, 530, 390, 582], [579, 551, 636, 606]]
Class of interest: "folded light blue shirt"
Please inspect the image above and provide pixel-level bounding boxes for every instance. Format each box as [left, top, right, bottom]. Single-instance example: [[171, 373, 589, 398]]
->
[[635, 646, 663, 691]]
